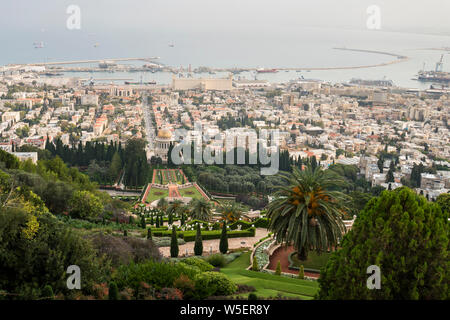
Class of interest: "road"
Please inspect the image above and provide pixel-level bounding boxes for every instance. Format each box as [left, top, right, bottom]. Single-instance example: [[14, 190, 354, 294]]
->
[[141, 93, 156, 160]]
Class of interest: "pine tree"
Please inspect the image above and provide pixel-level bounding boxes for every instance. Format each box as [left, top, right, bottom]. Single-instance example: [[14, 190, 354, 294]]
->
[[194, 223, 203, 256], [108, 282, 119, 300], [318, 187, 449, 299], [170, 226, 179, 258], [219, 222, 228, 254]]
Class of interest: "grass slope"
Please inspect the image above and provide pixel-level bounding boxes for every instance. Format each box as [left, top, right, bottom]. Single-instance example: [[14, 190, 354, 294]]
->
[[221, 252, 319, 300]]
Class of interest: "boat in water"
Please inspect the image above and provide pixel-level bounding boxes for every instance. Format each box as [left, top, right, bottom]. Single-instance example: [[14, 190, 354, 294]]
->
[[256, 68, 278, 73]]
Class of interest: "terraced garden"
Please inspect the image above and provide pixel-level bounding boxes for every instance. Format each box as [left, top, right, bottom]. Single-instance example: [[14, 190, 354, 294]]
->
[[179, 186, 204, 200], [145, 187, 169, 203], [221, 251, 319, 300]]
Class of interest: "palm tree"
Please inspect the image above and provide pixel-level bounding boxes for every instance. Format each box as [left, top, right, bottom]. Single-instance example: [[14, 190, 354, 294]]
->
[[266, 166, 348, 261], [215, 200, 245, 223], [189, 198, 212, 221], [168, 199, 183, 216], [157, 197, 168, 213]]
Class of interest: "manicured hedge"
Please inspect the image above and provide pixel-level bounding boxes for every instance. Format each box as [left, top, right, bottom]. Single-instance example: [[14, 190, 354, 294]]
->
[[229, 218, 269, 230], [152, 227, 256, 242], [253, 218, 269, 228]]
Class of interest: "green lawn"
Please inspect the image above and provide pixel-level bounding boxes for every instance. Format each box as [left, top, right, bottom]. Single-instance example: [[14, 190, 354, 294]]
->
[[290, 251, 331, 271], [179, 186, 203, 199], [154, 169, 185, 185], [221, 251, 319, 300], [146, 187, 169, 203]]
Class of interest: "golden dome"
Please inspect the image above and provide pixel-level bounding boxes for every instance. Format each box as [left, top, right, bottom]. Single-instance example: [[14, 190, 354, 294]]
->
[[157, 128, 172, 139]]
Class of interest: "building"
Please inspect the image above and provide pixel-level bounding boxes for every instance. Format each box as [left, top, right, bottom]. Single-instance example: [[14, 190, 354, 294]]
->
[[11, 152, 38, 164], [2, 111, 21, 124], [172, 76, 233, 91], [154, 128, 174, 163], [80, 94, 99, 106]]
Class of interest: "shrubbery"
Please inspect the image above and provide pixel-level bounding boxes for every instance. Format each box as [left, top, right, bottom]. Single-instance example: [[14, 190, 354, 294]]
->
[[181, 257, 214, 272], [206, 254, 227, 268], [194, 272, 237, 298]]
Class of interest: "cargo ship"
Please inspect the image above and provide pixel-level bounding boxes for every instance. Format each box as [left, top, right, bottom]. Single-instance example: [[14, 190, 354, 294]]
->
[[256, 68, 278, 73], [417, 71, 450, 83], [416, 54, 450, 83]]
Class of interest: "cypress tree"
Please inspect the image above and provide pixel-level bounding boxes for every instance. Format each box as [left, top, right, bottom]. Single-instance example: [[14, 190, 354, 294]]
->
[[194, 223, 203, 256], [168, 212, 173, 225], [252, 256, 259, 271], [155, 215, 160, 228], [123, 229, 128, 237], [140, 216, 146, 229], [108, 282, 119, 300], [298, 265, 305, 279], [180, 213, 185, 226], [150, 213, 154, 225], [170, 226, 179, 258], [147, 227, 152, 240], [275, 260, 281, 275], [219, 222, 228, 254]]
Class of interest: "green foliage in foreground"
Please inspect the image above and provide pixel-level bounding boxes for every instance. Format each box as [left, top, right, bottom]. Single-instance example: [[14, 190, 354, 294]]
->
[[318, 188, 449, 300], [0, 210, 110, 299]]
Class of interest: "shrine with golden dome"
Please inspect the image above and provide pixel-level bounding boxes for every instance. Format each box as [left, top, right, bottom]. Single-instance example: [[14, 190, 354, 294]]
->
[[154, 128, 174, 163]]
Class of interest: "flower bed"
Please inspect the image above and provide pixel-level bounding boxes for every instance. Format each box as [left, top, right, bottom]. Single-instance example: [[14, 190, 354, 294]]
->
[[253, 239, 272, 270]]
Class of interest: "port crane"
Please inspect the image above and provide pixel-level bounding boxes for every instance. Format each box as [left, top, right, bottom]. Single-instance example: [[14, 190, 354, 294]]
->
[[435, 54, 444, 72]]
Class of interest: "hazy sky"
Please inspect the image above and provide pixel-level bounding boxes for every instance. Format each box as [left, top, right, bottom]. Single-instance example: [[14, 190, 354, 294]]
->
[[1, 0, 449, 35]]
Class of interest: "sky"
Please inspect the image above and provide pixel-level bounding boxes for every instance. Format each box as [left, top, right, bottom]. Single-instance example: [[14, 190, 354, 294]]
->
[[1, 0, 449, 36]]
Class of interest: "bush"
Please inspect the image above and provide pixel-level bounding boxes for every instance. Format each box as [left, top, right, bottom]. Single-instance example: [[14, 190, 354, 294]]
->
[[253, 218, 269, 228], [41, 285, 54, 300], [182, 257, 214, 272], [173, 275, 195, 300], [114, 260, 200, 291], [248, 293, 258, 300], [194, 272, 237, 298], [224, 251, 242, 264], [206, 254, 227, 268], [89, 233, 161, 267], [108, 282, 119, 300]]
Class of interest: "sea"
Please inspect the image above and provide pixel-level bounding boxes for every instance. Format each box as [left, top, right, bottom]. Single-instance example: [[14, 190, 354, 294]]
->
[[1, 26, 449, 89]]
